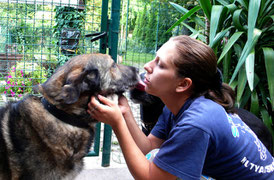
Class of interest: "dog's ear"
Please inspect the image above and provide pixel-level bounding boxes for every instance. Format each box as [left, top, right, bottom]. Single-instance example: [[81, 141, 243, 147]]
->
[[79, 68, 101, 92], [61, 84, 80, 104], [60, 68, 100, 104]]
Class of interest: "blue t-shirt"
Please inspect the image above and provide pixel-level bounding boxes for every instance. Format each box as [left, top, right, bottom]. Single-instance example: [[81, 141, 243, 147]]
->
[[151, 96, 274, 180]]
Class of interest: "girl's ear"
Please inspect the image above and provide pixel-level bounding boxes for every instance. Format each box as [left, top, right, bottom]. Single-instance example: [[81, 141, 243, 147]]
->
[[176, 77, 192, 93]]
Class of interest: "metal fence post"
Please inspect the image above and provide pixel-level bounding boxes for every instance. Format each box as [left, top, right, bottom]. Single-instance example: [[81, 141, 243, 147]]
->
[[101, 0, 121, 167], [100, 0, 109, 54], [109, 0, 121, 63], [125, 0, 130, 61]]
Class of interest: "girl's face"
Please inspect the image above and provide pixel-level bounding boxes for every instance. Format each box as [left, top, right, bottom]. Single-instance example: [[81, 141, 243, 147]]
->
[[143, 40, 182, 98]]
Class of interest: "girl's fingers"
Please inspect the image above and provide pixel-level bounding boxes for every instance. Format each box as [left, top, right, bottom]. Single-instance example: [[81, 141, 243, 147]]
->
[[88, 95, 115, 114], [97, 95, 115, 106]]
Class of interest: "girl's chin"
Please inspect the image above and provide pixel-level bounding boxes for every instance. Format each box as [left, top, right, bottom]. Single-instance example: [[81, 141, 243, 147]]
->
[[145, 87, 156, 96]]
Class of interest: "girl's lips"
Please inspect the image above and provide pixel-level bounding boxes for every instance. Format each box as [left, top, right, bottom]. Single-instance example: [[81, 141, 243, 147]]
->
[[144, 77, 150, 84]]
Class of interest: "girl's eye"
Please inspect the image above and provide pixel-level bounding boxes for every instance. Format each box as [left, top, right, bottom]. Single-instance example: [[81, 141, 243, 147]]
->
[[158, 63, 164, 68], [157, 60, 164, 68]]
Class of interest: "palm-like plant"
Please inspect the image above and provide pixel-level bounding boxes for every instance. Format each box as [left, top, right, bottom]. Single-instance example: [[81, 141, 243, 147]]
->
[[168, 0, 274, 149]]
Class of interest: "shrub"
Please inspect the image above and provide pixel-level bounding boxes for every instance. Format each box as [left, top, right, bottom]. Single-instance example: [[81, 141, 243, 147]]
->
[[3, 62, 47, 98]]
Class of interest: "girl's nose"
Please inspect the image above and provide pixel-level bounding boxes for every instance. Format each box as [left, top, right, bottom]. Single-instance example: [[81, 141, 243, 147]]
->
[[144, 60, 153, 74]]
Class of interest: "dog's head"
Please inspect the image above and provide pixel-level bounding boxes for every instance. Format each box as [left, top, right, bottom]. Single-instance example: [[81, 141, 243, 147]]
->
[[38, 53, 139, 117]]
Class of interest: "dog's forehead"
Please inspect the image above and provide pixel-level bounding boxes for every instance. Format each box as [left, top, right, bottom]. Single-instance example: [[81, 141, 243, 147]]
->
[[69, 53, 112, 64], [86, 54, 113, 65], [66, 54, 113, 72]]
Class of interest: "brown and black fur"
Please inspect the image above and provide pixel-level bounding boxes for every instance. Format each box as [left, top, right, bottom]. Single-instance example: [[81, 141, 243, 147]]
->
[[0, 53, 139, 180]]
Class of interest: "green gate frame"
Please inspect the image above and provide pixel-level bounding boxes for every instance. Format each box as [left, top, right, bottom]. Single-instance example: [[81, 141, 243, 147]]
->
[[86, 0, 121, 167]]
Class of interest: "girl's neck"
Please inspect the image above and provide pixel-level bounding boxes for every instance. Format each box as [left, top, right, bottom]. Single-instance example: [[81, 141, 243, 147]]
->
[[161, 94, 191, 116]]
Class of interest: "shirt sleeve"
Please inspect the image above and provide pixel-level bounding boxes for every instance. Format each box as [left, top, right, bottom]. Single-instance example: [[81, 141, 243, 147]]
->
[[153, 124, 210, 180]]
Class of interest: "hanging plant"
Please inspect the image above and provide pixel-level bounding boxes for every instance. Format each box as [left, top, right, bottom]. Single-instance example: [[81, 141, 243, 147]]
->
[[53, 6, 85, 66]]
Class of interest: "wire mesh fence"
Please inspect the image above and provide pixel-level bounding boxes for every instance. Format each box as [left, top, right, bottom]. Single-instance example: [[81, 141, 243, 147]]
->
[[0, 0, 179, 104], [118, 0, 180, 69], [0, 0, 102, 102]]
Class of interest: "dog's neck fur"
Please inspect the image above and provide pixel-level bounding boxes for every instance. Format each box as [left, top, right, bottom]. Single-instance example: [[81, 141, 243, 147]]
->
[[41, 98, 90, 129]]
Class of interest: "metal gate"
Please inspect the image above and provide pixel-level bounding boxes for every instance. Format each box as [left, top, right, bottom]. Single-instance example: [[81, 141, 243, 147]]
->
[[0, 0, 122, 167]]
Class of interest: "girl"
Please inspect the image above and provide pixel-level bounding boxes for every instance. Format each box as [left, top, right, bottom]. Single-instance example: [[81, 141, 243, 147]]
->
[[88, 35, 274, 180]]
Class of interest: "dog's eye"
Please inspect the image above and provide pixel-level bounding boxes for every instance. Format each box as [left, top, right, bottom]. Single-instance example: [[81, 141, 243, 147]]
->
[[110, 63, 118, 70]]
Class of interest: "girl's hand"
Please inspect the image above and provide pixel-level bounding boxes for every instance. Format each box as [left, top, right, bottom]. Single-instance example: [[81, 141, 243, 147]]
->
[[87, 95, 124, 128], [117, 95, 132, 118]]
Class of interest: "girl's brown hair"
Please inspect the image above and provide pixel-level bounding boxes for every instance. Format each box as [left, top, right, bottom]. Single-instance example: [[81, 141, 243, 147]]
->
[[170, 35, 235, 113]]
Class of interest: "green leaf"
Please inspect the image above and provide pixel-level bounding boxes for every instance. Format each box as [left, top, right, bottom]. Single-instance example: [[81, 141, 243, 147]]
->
[[239, 74, 259, 108], [260, 108, 273, 130], [209, 5, 224, 45], [218, 32, 244, 63], [166, 6, 201, 33], [232, 9, 247, 31], [263, 47, 274, 111], [210, 27, 233, 48], [230, 80, 238, 90], [198, 0, 212, 19], [260, 108, 274, 154], [181, 22, 207, 43], [169, 2, 188, 14], [246, 49, 255, 91], [223, 48, 231, 83], [247, 0, 261, 43], [229, 29, 262, 84], [169, 2, 204, 28], [258, 83, 269, 109], [236, 0, 248, 10], [236, 66, 246, 107], [169, 2, 205, 28], [225, 3, 238, 13], [250, 90, 259, 116], [233, 43, 243, 58], [216, 0, 230, 6]]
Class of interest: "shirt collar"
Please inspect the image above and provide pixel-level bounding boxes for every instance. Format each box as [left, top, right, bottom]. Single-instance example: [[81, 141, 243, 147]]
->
[[171, 97, 194, 122]]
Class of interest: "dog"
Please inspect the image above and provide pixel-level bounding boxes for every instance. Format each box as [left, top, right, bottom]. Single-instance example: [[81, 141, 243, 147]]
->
[[130, 73, 273, 154], [0, 53, 139, 180]]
